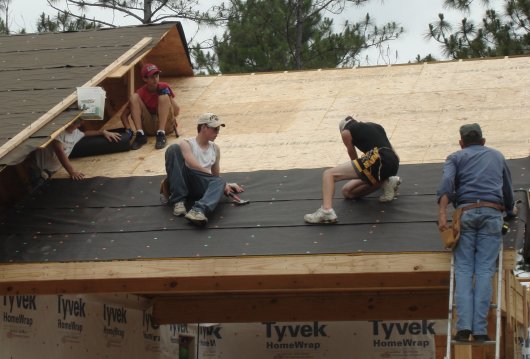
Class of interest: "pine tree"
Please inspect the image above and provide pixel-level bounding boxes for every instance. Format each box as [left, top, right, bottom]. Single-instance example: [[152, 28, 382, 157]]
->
[[202, 0, 403, 74], [426, 0, 530, 59], [46, 0, 227, 28]]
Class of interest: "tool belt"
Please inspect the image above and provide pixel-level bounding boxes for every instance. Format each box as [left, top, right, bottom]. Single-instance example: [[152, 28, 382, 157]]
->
[[459, 201, 505, 213], [440, 201, 504, 249]]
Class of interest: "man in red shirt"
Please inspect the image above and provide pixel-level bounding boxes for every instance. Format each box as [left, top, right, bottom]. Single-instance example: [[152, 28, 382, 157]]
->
[[122, 63, 180, 150]]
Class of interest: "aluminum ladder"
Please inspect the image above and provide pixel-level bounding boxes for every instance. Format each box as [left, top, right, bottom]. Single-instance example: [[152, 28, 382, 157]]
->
[[444, 244, 503, 359]]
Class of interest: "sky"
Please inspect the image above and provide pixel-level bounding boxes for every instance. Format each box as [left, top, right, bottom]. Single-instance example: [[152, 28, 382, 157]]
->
[[6, 0, 505, 66]]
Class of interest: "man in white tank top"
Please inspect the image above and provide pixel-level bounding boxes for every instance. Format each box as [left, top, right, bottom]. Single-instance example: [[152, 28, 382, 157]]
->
[[164, 113, 243, 226]]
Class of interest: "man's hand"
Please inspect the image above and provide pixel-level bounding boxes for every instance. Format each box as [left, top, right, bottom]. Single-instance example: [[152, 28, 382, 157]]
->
[[225, 182, 244, 195], [70, 170, 86, 180], [505, 203, 519, 220], [102, 130, 121, 142]]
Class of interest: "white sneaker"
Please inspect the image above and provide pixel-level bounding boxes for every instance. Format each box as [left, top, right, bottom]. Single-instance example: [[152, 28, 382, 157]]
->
[[379, 176, 401, 203], [185, 209, 208, 226], [304, 207, 338, 224], [173, 202, 186, 216]]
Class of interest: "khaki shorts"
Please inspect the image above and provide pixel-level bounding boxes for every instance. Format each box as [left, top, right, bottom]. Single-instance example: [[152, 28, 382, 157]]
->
[[139, 101, 176, 136]]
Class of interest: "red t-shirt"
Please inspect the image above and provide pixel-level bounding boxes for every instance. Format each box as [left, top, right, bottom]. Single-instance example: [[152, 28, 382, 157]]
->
[[136, 82, 175, 114]]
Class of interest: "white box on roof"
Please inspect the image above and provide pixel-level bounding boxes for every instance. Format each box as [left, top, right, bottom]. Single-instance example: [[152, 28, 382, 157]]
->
[[77, 87, 106, 120]]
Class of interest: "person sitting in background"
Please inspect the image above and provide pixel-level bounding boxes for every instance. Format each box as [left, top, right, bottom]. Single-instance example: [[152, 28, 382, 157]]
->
[[121, 63, 180, 150], [28, 118, 121, 183]]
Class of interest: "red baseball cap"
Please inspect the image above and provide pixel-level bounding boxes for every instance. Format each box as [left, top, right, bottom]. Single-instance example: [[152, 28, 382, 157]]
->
[[141, 63, 160, 78]]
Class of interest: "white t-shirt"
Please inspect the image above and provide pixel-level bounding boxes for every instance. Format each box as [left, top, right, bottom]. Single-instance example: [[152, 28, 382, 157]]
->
[[35, 128, 85, 172], [185, 138, 217, 171]]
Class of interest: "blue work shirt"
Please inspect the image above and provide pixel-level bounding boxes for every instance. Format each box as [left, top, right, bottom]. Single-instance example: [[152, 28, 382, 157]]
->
[[436, 144, 515, 215]]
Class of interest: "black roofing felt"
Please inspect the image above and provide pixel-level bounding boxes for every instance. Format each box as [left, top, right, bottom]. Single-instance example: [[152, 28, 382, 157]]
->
[[1, 158, 528, 264], [0, 23, 185, 163]]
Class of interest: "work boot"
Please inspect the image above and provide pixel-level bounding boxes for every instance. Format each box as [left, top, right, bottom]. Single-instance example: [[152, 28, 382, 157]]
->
[[172, 202, 186, 217], [453, 330, 472, 342], [131, 132, 147, 150], [185, 209, 208, 226], [473, 334, 492, 342], [304, 207, 338, 224], [155, 131, 167, 149], [379, 176, 401, 203]]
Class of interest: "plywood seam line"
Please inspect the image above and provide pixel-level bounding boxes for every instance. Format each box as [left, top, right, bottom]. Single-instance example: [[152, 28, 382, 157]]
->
[[0, 37, 153, 161]]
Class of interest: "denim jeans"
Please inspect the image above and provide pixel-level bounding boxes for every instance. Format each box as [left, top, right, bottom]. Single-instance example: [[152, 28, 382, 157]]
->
[[454, 207, 503, 335], [165, 144, 226, 215]]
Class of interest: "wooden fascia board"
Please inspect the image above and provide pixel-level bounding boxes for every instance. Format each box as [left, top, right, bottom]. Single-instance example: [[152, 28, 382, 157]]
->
[[0, 252, 452, 296], [0, 37, 153, 160], [152, 291, 449, 323], [0, 251, 517, 296]]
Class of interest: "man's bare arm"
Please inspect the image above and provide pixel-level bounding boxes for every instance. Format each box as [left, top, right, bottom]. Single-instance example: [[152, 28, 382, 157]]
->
[[341, 130, 358, 161], [52, 140, 85, 180], [180, 140, 211, 174], [211, 144, 221, 177]]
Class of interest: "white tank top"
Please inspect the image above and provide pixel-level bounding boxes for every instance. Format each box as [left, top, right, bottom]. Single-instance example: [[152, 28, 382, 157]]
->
[[186, 138, 217, 170]]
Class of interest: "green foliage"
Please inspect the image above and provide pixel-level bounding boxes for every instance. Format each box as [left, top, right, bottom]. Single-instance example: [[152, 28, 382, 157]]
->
[[0, 17, 7, 35], [36, 11, 100, 32], [415, 53, 437, 63], [0, 0, 10, 34], [37, 13, 59, 32], [427, 0, 530, 59], [200, 0, 403, 74], [46, 0, 226, 28], [191, 44, 220, 75]]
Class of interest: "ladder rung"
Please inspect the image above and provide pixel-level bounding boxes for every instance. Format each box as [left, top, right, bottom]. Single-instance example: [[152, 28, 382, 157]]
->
[[452, 303, 497, 308], [451, 340, 497, 346]]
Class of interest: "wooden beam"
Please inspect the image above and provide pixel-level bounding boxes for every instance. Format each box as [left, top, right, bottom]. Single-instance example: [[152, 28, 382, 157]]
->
[[0, 253, 452, 295], [152, 291, 449, 324], [108, 49, 150, 79], [0, 252, 516, 295], [109, 65, 130, 79], [0, 37, 152, 160]]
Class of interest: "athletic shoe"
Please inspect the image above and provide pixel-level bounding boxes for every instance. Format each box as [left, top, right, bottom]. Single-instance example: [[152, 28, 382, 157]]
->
[[131, 132, 147, 150], [304, 207, 338, 224], [453, 330, 472, 342], [172, 202, 186, 216], [155, 132, 167, 149], [379, 176, 401, 203], [185, 209, 208, 226]]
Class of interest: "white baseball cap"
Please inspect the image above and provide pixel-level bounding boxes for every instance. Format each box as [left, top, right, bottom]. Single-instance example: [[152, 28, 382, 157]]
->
[[197, 113, 225, 128]]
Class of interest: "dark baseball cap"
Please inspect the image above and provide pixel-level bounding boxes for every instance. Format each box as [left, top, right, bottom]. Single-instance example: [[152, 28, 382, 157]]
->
[[459, 123, 482, 139]]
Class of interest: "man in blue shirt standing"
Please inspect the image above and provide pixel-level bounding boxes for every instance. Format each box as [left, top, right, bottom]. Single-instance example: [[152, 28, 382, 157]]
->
[[437, 123, 516, 342]]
